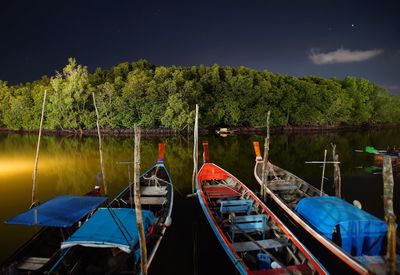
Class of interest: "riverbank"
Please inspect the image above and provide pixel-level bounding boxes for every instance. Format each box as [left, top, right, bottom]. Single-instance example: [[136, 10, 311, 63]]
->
[[0, 124, 398, 137]]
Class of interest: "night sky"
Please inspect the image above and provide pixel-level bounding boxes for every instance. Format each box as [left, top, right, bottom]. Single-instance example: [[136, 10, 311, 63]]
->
[[1, 0, 399, 93]]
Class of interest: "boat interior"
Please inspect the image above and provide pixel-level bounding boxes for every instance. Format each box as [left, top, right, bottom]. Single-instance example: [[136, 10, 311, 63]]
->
[[256, 162, 322, 209], [199, 164, 315, 274], [50, 165, 172, 274]]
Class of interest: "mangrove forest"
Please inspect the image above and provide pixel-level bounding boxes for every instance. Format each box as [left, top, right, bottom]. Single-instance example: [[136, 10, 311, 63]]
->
[[0, 58, 399, 132]]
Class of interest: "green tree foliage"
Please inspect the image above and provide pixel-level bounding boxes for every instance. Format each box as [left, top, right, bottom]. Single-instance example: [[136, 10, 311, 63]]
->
[[161, 93, 195, 130], [1, 58, 400, 131], [47, 58, 94, 131]]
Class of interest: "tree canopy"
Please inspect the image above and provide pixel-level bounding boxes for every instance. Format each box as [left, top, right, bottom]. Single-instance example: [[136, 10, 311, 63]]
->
[[0, 58, 399, 131]]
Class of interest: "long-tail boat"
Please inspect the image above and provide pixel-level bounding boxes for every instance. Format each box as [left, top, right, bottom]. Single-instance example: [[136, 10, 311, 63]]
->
[[49, 143, 173, 274], [253, 141, 399, 274], [196, 141, 327, 274], [0, 187, 106, 274], [1, 92, 110, 274], [363, 146, 400, 168]]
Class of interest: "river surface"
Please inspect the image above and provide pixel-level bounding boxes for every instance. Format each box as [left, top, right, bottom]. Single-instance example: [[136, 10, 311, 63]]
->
[[0, 129, 399, 274]]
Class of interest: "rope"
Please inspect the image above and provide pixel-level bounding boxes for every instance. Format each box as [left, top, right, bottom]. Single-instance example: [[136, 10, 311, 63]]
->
[[104, 203, 134, 248], [143, 174, 185, 197]]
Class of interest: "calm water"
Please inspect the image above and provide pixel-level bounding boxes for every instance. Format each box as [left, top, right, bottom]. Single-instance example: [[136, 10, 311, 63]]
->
[[0, 130, 399, 274]]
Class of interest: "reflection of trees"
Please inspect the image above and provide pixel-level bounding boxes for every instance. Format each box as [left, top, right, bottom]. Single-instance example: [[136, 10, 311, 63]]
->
[[1, 130, 398, 218]]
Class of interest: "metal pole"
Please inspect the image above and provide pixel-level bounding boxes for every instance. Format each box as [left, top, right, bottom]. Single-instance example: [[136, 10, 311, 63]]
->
[[31, 90, 47, 206]]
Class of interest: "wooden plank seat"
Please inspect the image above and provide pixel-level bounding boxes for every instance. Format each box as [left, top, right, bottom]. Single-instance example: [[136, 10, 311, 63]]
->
[[223, 177, 236, 186], [231, 215, 267, 241], [141, 186, 167, 196], [121, 196, 167, 206], [16, 257, 50, 271], [231, 238, 288, 252], [251, 264, 311, 274], [203, 185, 241, 198], [220, 200, 253, 215], [140, 196, 166, 205], [268, 182, 298, 191]]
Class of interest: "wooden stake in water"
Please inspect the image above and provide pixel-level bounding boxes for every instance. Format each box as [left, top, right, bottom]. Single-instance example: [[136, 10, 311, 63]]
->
[[382, 155, 397, 274], [191, 104, 199, 195], [332, 144, 342, 198], [31, 90, 47, 207], [92, 93, 107, 196], [320, 149, 327, 196], [261, 111, 271, 201], [133, 126, 148, 275]]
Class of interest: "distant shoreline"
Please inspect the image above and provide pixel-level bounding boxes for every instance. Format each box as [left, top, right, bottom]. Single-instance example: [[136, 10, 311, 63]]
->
[[0, 124, 398, 137]]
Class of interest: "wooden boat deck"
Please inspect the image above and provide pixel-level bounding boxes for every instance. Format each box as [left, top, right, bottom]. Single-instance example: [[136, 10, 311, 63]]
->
[[16, 257, 50, 271], [198, 162, 324, 274], [253, 159, 398, 275], [231, 239, 288, 252], [203, 185, 241, 198]]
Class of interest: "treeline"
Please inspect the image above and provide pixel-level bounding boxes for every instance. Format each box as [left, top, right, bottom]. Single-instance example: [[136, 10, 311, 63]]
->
[[0, 58, 399, 131]]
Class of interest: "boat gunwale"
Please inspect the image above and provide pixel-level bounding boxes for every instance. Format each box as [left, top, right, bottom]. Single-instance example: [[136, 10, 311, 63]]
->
[[254, 159, 369, 275], [49, 162, 173, 274], [197, 162, 327, 275]]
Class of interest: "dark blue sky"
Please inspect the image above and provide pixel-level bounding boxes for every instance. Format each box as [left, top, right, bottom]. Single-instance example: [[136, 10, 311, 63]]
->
[[1, 0, 399, 92]]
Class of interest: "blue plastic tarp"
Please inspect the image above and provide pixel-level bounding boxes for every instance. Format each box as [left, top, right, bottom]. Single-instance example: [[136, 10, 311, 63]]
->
[[5, 195, 107, 228], [295, 196, 388, 256], [61, 208, 155, 253]]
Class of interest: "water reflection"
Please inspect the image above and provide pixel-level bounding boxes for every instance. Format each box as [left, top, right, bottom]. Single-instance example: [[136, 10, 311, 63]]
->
[[0, 130, 399, 272]]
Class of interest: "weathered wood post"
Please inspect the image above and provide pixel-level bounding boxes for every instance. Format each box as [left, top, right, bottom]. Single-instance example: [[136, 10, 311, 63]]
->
[[92, 93, 107, 196], [331, 144, 342, 198], [320, 149, 327, 196], [382, 155, 397, 274], [133, 126, 148, 275], [31, 90, 47, 207], [261, 111, 271, 201], [192, 104, 199, 195]]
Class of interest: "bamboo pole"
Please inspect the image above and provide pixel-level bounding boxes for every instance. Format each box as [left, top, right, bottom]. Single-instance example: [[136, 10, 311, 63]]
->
[[133, 126, 148, 275], [92, 93, 107, 196], [191, 104, 199, 194], [261, 111, 271, 201], [332, 144, 342, 198], [320, 149, 327, 196], [382, 155, 397, 274], [31, 90, 47, 206]]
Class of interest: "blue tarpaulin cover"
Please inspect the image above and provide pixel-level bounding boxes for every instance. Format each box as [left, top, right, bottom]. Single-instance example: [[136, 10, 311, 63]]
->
[[5, 195, 107, 228], [61, 208, 155, 253], [295, 196, 388, 256]]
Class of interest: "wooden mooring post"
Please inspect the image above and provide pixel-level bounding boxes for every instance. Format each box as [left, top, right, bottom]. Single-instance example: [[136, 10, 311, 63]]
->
[[382, 155, 397, 274], [31, 90, 47, 207], [92, 93, 107, 196], [319, 149, 327, 196], [261, 111, 271, 201], [331, 144, 342, 198], [191, 104, 199, 195], [133, 126, 148, 275]]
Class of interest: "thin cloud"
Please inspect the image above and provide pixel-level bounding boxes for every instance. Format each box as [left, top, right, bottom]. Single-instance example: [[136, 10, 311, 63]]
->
[[386, 85, 400, 95], [309, 48, 384, 65]]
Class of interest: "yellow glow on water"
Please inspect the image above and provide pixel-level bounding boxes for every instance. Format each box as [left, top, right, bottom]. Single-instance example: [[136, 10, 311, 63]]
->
[[0, 158, 34, 176], [0, 157, 66, 178]]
